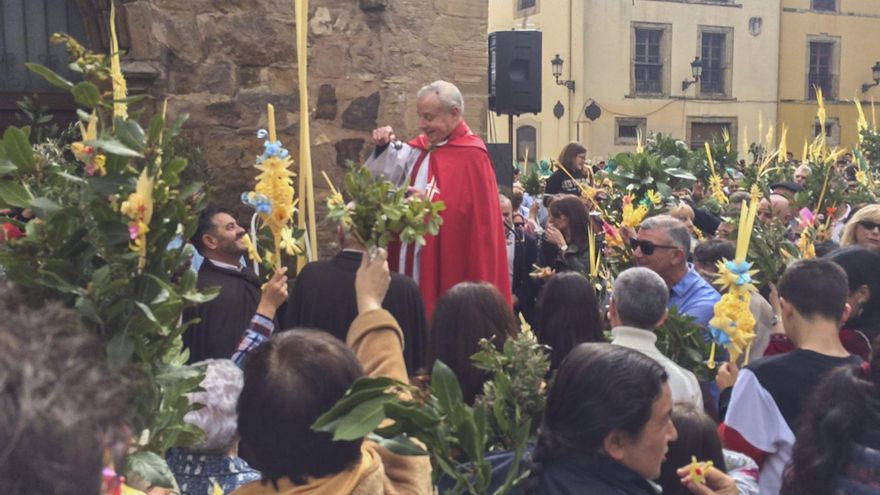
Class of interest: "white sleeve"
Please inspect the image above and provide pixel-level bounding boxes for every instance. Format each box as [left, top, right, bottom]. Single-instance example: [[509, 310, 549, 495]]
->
[[364, 143, 421, 188], [722, 449, 760, 495]]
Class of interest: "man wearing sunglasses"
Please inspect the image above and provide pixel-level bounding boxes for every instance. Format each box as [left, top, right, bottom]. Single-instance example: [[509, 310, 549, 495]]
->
[[631, 215, 720, 327]]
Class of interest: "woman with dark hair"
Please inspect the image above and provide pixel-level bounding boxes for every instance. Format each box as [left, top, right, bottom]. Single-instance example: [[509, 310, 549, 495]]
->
[[541, 194, 593, 274], [658, 403, 759, 495], [427, 282, 519, 404], [781, 338, 880, 494], [828, 246, 880, 344], [545, 142, 590, 196], [232, 250, 431, 494], [518, 343, 676, 494], [537, 272, 604, 371]]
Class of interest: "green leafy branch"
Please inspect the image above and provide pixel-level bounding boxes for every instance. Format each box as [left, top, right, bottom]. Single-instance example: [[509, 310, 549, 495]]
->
[[313, 355, 540, 495], [326, 163, 445, 250], [655, 307, 714, 382]]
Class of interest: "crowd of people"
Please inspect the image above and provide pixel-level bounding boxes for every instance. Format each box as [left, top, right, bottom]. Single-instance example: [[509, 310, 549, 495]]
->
[[3, 80, 880, 495]]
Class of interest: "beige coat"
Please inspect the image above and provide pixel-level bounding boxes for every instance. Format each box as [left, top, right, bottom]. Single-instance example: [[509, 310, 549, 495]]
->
[[231, 309, 432, 495]]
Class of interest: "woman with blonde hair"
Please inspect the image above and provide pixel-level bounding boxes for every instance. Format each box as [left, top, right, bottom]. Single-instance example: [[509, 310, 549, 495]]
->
[[840, 204, 880, 252]]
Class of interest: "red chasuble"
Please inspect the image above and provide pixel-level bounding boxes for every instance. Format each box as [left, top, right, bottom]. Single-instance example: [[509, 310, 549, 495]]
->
[[387, 121, 512, 317]]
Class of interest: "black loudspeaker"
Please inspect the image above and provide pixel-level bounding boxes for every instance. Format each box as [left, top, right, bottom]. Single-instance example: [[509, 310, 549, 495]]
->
[[489, 30, 542, 116], [487, 143, 514, 196]]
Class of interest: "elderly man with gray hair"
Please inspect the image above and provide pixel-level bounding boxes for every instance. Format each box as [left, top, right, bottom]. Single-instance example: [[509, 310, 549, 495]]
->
[[631, 214, 720, 327], [609, 267, 704, 408], [167, 359, 260, 494], [365, 80, 510, 317]]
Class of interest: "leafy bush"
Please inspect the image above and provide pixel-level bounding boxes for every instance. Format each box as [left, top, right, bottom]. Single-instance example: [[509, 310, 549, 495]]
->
[[0, 37, 213, 488]]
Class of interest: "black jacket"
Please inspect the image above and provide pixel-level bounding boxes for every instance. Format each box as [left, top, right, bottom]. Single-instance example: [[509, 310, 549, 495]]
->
[[281, 250, 428, 374], [512, 229, 540, 324], [182, 260, 266, 363], [445, 449, 660, 494]]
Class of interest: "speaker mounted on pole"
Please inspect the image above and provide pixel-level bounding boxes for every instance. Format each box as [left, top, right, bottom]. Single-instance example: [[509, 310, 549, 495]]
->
[[488, 30, 542, 116]]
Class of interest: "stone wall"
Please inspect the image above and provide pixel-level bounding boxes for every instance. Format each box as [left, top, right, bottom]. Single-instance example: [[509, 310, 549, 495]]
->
[[121, 0, 489, 254]]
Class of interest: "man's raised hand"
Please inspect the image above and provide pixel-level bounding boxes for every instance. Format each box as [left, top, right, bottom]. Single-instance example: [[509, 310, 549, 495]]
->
[[256, 267, 288, 319], [356, 248, 391, 315], [371, 126, 396, 146]]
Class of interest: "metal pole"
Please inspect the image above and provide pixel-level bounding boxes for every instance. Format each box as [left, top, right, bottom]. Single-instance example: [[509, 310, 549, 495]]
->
[[508, 113, 514, 152]]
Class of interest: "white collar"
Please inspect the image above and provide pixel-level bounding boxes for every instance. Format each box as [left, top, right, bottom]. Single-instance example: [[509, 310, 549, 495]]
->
[[610, 326, 659, 349], [208, 258, 244, 271]]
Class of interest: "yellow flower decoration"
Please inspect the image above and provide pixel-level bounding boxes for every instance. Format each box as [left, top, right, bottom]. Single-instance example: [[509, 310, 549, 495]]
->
[[120, 169, 153, 272], [279, 227, 300, 256], [856, 170, 869, 186], [708, 198, 760, 367], [798, 229, 816, 259], [688, 456, 714, 487], [646, 189, 662, 207], [109, 0, 128, 120], [242, 106, 303, 272], [705, 142, 728, 205], [582, 186, 598, 202], [241, 233, 262, 263], [71, 111, 106, 176], [621, 194, 648, 229]]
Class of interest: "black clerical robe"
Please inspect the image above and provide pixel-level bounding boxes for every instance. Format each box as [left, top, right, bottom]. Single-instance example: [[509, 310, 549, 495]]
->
[[182, 260, 264, 363], [281, 250, 428, 374]]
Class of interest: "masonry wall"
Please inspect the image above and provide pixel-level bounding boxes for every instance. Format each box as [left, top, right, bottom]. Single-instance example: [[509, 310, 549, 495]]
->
[[121, 0, 489, 253]]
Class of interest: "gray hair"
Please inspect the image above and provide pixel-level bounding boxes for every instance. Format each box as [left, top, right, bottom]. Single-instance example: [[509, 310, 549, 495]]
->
[[417, 80, 465, 114], [640, 214, 692, 261], [498, 193, 512, 209], [184, 359, 244, 455], [613, 267, 669, 329]]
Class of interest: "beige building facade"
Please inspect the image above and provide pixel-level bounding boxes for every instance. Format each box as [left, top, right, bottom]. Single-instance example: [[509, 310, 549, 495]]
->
[[489, 0, 782, 165], [778, 0, 880, 157]]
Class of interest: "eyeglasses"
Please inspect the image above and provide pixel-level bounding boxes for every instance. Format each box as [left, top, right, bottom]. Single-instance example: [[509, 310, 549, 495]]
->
[[629, 238, 680, 256], [859, 221, 880, 232]]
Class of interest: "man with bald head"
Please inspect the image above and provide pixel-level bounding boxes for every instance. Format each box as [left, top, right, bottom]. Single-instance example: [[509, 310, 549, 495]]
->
[[758, 194, 793, 225], [366, 80, 511, 316]]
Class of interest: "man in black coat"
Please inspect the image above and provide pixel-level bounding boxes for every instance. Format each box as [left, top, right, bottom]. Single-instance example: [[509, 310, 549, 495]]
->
[[182, 207, 267, 363], [500, 194, 539, 325], [280, 225, 428, 375]]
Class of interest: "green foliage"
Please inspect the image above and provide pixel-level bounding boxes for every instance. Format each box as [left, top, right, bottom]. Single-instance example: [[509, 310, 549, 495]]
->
[[609, 151, 697, 199], [327, 163, 445, 250], [15, 95, 65, 143], [655, 307, 714, 381], [861, 127, 880, 165], [472, 335, 549, 451], [746, 219, 798, 287], [0, 36, 213, 488], [520, 167, 543, 197], [314, 352, 542, 495]]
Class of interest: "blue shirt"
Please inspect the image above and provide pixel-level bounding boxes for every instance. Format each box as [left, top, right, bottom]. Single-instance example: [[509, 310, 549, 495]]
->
[[668, 264, 720, 327]]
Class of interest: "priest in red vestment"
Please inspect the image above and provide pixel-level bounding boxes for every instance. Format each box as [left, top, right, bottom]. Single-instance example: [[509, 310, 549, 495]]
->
[[366, 80, 511, 317]]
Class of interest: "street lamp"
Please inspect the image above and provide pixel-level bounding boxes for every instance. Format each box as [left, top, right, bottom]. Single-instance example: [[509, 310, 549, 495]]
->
[[551, 54, 575, 92], [681, 56, 703, 92], [862, 61, 880, 93]]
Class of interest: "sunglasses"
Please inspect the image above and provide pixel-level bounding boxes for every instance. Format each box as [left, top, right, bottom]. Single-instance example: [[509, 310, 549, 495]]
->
[[629, 238, 679, 256], [859, 221, 880, 232]]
